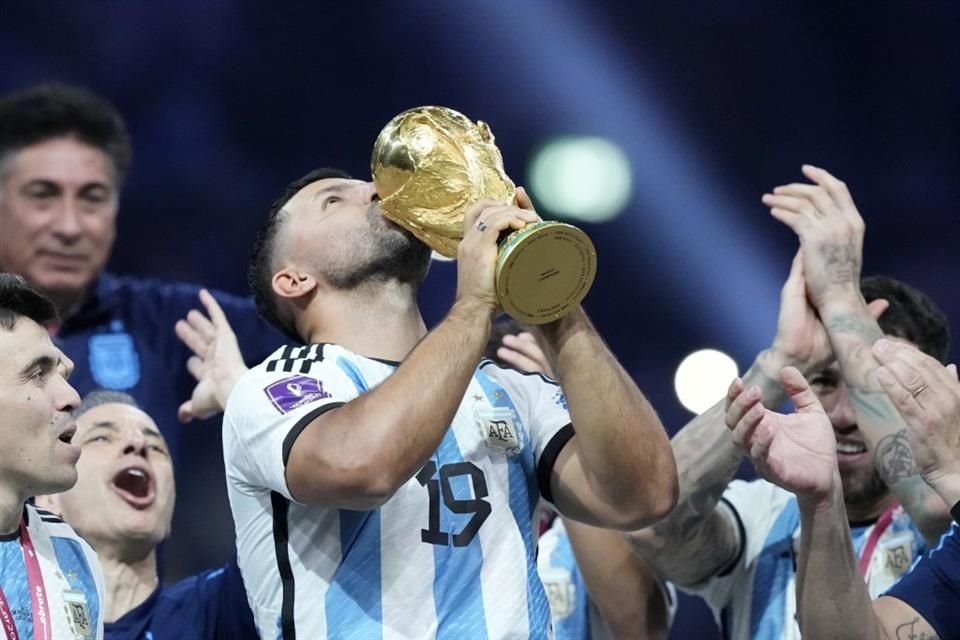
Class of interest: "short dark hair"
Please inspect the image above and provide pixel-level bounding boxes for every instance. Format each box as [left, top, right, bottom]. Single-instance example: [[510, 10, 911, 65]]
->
[[862, 275, 951, 364], [248, 167, 352, 342], [0, 273, 59, 331], [74, 390, 139, 419], [0, 83, 132, 185]]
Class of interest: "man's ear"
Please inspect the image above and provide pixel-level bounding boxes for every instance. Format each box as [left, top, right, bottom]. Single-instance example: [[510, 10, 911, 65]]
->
[[272, 267, 318, 302], [34, 493, 61, 516]]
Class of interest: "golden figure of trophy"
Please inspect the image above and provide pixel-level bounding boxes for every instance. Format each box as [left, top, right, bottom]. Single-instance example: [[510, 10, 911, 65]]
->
[[371, 106, 597, 324]]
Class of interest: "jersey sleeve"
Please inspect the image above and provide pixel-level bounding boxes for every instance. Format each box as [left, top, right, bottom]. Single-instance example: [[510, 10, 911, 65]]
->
[[223, 354, 361, 500], [884, 522, 960, 638], [681, 479, 794, 613]]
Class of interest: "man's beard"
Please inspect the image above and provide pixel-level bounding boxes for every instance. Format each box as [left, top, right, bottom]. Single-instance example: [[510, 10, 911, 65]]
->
[[325, 203, 432, 290], [840, 464, 888, 515]]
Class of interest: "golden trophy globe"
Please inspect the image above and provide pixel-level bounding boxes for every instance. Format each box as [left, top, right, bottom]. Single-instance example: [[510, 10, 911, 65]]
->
[[371, 106, 597, 324]]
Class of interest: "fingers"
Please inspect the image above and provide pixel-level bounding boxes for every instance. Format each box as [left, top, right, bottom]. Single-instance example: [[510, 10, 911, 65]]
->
[[186, 355, 206, 381], [771, 183, 835, 218], [177, 400, 194, 424], [800, 164, 854, 209], [462, 198, 503, 229], [873, 338, 957, 396], [725, 381, 762, 431], [198, 289, 231, 331], [515, 186, 537, 212], [175, 317, 212, 357], [780, 250, 805, 299], [467, 204, 540, 241], [875, 365, 924, 421], [725, 376, 745, 413], [866, 298, 890, 320], [499, 332, 553, 376], [730, 400, 767, 453], [779, 366, 823, 414]]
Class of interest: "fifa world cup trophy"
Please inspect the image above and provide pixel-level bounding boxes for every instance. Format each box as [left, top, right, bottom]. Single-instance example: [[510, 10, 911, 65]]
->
[[371, 106, 597, 324]]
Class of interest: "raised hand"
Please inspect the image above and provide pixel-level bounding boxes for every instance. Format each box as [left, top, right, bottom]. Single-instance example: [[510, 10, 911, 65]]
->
[[874, 338, 960, 487], [174, 289, 248, 423], [762, 165, 864, 310], [457, 198, 541, 313], [726, 367, 837, 500], [497, 331, 555, 377]]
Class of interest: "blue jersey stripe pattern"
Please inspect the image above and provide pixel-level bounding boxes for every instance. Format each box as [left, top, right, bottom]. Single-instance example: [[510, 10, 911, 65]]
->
[[50, 536, 101, 637], [547, 530, 589, 640], [475, 369, 550, 639], [0, 539, 32, 638], [325, 358, 384, 639], [432, 408, 489, 639], [750, 498, 800, 638]]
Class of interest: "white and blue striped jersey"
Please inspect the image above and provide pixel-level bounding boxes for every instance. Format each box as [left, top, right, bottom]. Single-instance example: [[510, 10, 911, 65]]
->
[[0, 504, 104, 639], [684, 479, 927, 640], [223, 343, 574, 640], [537, 518, 677, 640]]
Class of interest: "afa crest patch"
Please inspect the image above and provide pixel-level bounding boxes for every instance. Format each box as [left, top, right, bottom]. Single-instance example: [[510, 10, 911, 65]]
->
[[264, 375, 331, 414], [88, 332, 141, 389], [476, 407, 524, 456]]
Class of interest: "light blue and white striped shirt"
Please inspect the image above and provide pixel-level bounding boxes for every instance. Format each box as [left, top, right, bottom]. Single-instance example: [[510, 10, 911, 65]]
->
[[224, 344, 573, 639]]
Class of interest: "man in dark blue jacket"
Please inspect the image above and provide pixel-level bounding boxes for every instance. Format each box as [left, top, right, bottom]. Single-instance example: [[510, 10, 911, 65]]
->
[[0, 82, 282, 577], [37, 390, 258, 640]]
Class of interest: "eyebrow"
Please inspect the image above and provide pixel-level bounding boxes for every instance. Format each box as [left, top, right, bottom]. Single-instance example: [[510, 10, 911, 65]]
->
[[18, 355, 57, 381], [87, 421, 165, 441], [309, 182, 350, 203]]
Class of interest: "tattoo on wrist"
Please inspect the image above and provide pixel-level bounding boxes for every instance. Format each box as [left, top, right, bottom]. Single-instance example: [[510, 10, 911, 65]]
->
[[895, 617, 940, 640], [819, 240, 860, 286], [824, 314, 882, 342], [876, 430, 919, 485]]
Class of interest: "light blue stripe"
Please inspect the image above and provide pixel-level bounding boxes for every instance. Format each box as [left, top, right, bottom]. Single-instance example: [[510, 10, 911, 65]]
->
[[337, 356, 370, 393], [50, 536, 101, 637], [0, 540, 31, 639], [750, 498, 799, 638], [325, 510, 383, 640], [475, 370, 550, 640], [432, 408, 489, 640], [547, 530, 589, 640], [326, 356, 383, 638]]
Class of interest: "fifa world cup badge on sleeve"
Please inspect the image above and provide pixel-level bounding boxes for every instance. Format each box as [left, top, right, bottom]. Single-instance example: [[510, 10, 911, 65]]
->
[[264, 375, 332, 414], [476, 407, 523, 456]]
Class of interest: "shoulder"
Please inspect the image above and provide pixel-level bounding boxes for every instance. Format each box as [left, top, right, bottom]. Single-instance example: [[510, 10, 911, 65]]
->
[[478, 358, 559, 388]]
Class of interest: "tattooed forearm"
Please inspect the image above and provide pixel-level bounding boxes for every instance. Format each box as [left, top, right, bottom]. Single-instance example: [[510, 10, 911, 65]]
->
[[824, 314, 883, 342], [876, 430, 919, 484], [895, 617, 940, 640]]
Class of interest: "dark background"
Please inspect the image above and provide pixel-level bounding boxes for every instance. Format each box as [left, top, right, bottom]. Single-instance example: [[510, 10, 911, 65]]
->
[[4, 2, 958, 637]]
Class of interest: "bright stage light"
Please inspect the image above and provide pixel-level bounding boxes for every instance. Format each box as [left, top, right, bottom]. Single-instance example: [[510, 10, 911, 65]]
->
[[674, 349, 739, 414], [527, 136, 631, 223]]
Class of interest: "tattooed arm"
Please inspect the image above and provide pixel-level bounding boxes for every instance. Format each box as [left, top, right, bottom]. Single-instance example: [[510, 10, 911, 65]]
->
[[625, 355, 782, 586], [764, 165, 951, 544], [627, 251, 841, 586]]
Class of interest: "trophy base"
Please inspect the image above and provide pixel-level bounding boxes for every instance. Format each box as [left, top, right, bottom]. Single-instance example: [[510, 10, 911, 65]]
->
[[495, 221, 597, 325]]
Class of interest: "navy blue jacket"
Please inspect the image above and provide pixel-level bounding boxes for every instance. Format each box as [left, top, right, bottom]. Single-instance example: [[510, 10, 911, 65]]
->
[[105, 558, 258, 640]]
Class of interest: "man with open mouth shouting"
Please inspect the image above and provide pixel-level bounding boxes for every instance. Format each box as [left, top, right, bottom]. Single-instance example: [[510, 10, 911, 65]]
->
[[36, 391, 258, 639]]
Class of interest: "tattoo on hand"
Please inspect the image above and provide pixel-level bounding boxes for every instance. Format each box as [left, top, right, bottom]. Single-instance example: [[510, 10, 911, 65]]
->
[[824, 314, 883, 342], [895, 617, 940, 639], [876, 430, 919, 485], [819, 241, 860, 286]]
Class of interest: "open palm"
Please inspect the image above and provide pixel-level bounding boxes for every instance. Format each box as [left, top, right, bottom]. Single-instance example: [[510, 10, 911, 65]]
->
[[728, 367, 837, 499]]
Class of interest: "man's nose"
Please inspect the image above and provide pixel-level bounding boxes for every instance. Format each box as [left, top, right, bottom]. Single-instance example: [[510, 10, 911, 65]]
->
[[51, 198, 84, 240]]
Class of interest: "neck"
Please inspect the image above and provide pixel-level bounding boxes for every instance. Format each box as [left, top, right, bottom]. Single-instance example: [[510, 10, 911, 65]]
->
[[0, 484, 24, 536], [844, 491, 896, 523], [302, 280, 427, 361], [96, 544, 158, 623]]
